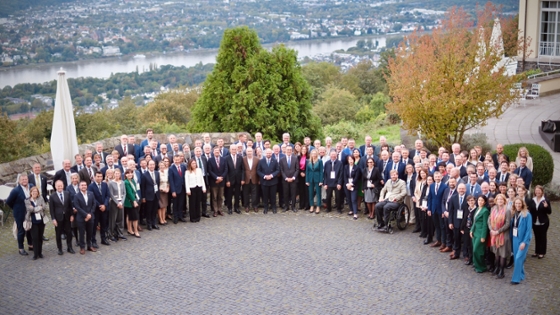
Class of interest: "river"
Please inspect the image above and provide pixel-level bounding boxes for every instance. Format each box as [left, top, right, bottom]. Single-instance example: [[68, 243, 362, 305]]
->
[[0, 36, 387, 88]]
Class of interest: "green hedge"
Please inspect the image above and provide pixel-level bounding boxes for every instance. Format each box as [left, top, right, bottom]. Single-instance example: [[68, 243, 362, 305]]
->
[[502, 143, 554, 186]]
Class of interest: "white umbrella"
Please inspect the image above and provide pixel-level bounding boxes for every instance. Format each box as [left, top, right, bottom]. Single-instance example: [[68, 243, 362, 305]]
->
[[50, 68, 79, 171], [490, 18, 504, 58]]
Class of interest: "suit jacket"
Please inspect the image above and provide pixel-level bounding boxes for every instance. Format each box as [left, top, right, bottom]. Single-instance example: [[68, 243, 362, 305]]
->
[[73, 191, 97, 221], [322, 159, 343, 187], [140, 171, 160, 202], [465, 182, 482, 197], [475, 174, 489, 185], [28, 173, 48, 202], [496, 171, 510, 184], [88, 181, 110, 210], [427, 181, 448, 214], [242, 156, 260, 185], [362, 167, 383, 191], [218, 147, 230, 157], [448, 193, 469, 228], [66, 184, 80, 206], [279, 155, 299, 182], [377, 159, 390, 181], [529, 197, 552, 225], [359, 144, 375, 157], [115, 144, 135, 159], [53, 169, 72, 189], [208, 156, 228, 187], [514, 167, 533, 189], [168, 163, 187, 194], [6, 185, 33, 221], [226, 154, 244, 185], [409, 148, 430, 158], [49, 190, 73, 222], [257, 158, 280, 186], [70, 164, 84, 173], [100, 164, 122, 177], [343, 164, 362, 187], [492, 153, 509, 169], [79, 166, 98, 187], [471, 207, 489, 239], [384, 161, 406, 181], [154, 152, 171, 166], [442, 187, 457, 213], [305, 159, 323, 185], [458, 165, 468, 178], [405, 174, 416, 197]]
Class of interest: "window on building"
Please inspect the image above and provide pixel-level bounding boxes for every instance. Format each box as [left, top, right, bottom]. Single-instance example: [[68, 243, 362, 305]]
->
[[541, 1, 560, 56]]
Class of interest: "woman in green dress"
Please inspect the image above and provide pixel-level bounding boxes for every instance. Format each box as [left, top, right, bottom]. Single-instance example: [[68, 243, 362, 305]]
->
[[470, 195, 490, 273]]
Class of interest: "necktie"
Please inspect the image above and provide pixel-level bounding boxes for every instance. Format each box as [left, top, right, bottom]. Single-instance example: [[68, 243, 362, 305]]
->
[[471, 186, 474, 194], [447, 190, 454, 202], [500, 174, 504, 182], [177, 164, 182, 177], [124, 145, 127, 156], [59, 193, 64, 203], [416, 150, 419, 156], [435, 183, 439, 195], [233, 155, 236, 166], [151, 172, 155, 183], [460, 195, 463, 206], [267, 159, 270, 166], [88, 168, 93, 181], [97, 183, 102, 194], [518, 167, 523, 176], [217, 158, 220, 169], [35, 175, 41, 195], [197, 158, 203, 173], [287, 157, 290, 167], [393, 163, 397, 171]]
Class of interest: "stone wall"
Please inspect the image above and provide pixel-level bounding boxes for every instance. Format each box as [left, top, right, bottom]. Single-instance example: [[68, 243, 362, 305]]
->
[[0, 132, 250, 185]]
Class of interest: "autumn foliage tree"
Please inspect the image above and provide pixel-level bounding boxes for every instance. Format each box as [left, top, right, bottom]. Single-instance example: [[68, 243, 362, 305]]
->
[[387, 5, 521, 148]]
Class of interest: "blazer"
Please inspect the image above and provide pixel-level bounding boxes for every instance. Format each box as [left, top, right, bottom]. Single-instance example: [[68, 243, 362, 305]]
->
[[28, 173, 48, 202], [363, 167, 383, 192], [49, 190, 73, 223], [405, 174, 416, 197], [226, 154, 244, 185], [6, 185, 33, 221], [242, 156, 260, 185], [140, 171, 160, 202], [66, 184, 80, 207], [305, 159, 323, 185], [514, 167, 533, 189], [100, 164, 123, 178], [25, 197, 47, 224], [448, 193, 469, 228], [322, 159, 343, 187], [442, 187, 457, 213], [377, 159, 390, 181], [124, 179, 138, 208], [359, 144, 375, 157], [168, 163, 187, 194], [465, 183, 482, 197], [195, 155, 208, 178], [70, 164, 84, 173], [279, 155, 299, 182], [107, 180, 126, 206], [257, 157, 280, 186], [427, 181, 448, 214], [73, 191, 97, 221], [529, 197, 552, 225], [53, 169, 71, 189], [475, 174, 489, 185], [88, 181, 110, 210], [379, 179, 407, 203], [185, 168, 207, 193], [218, 147, 230, 157], [413, 179, 426, 208], [343, 164, 362, 188], [496, 171, 510, 184], [384, 161, 406, 181], [208, 156, 228, 187], [511, 212, 532, 246], [115, 143, 135, 160], [79, 166, 98, 187], [470, 207, 489, 239]]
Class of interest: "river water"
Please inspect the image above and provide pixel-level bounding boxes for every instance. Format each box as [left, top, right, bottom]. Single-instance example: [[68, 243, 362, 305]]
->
[[0, 36, 387, 88]]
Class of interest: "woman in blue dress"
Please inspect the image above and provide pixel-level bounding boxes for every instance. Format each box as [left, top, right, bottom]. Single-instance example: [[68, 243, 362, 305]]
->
[[511, 197, 532, 285]]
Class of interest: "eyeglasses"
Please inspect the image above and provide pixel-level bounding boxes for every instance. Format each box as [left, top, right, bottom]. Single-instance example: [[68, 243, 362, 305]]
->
[[367, 162, 374, 164]]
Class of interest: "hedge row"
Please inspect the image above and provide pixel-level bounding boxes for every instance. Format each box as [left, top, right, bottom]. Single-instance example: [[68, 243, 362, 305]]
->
[[502, 143, 554, 186]]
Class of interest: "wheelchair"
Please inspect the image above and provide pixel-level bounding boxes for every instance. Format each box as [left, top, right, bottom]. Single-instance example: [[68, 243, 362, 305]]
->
[[372, 203, 410, 234]]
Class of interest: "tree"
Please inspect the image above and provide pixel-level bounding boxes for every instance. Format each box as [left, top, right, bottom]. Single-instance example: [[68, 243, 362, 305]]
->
[[140, 88, 198, 128], [0, 109, 22, 163], [189, 26, 322, 141], [386, 6, 521, 148], [314, 86, 360, 125]]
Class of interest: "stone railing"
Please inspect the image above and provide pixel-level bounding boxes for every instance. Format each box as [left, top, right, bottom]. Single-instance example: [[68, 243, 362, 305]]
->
[[0, 132, 250, 185]]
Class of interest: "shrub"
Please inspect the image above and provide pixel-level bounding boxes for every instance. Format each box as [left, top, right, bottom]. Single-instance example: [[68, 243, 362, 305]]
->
[[543, 182, 560, 201], [502, 143, 554, 186], [461, 133, 492, 155]]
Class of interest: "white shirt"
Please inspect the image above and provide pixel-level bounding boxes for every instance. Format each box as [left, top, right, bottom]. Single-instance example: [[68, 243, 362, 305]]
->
[[247, 157, 253, 170], [184, 168, 206, 193]]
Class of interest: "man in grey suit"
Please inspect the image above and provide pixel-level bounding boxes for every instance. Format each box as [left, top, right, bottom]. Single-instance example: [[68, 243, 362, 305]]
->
[[279, 146, 298, 212]]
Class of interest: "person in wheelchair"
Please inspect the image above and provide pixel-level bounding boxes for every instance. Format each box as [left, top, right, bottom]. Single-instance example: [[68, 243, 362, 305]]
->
[[375, 170, 407, 232]]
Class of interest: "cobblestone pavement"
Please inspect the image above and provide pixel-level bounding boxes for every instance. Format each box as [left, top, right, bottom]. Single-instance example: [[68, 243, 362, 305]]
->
[[0, 204, 558, 314]]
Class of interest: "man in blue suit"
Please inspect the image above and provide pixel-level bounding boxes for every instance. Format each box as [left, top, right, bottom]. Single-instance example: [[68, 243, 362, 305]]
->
[[88, 172, 111, 247], [323, 150, 343, 213], [6, 174, 34, 255], [169, 153, 187, 224], [427, 171, 448, 248], [514, 157, 533, 189], [257, 148, 280, 214], [359, 135, 375, 157], [384, 152, 406, 181], [141, 160, 160, 230], [208, 146, 228, 216], [74, 180, 98, 254], [465, 173, 482, 197]]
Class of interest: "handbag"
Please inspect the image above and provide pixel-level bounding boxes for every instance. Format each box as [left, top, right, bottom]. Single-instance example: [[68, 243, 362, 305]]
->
[[543, 120, 556, 133], [43, 214, 50, 224], [23, 219, 32, 231]]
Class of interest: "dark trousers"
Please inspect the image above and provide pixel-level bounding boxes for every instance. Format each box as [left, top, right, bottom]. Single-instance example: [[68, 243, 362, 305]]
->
[[202, 177, 209, 216], [282, 180, 297, 210], [345, 187, 358, 215], [243, 183, 258, 209], [533, 223, 549, 255], [188, 186, 202, 222], [225, 182, 242, 211], [173, 188, 186, 219], [375, 201, 400, 226], [145, 199, 158, 227], [31, 222, 45, 257], [15, 216, 33, 250], [78, 219, 93, 249], [452, 227, 462, 255], [445, 217, 454, 247], [139, 202, 146, 224], [297, 175, 309, 209], [325, 186, 341, 212], [93, 207, 109, 243], [55, 218, 73, 250], [432, 213, 444, 243], [425, 212, 434, 242], [261, 184, 277, 212], [276, 180, 284, 208], [462, 227, 472, 259], [414, 206, 422, 231]]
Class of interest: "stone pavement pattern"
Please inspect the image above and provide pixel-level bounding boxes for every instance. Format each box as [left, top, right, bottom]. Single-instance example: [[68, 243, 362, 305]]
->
[[472, 93, 560, 185], [0, 208, 558, 314]]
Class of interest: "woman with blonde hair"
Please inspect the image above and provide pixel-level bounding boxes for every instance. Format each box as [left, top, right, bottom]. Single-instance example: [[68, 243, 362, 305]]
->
[[487, 193, 512, 279], [529, 185, 551, 259], [515, 147, 533, 172], [305, 149, 323, 214], [158, 161, 169, 225], [511, 197, 532, 285], [25, 186, 47, 260], [104, 168, 115, 182]]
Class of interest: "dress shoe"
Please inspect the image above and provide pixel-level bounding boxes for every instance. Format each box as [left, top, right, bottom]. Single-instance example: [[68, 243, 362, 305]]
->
[[430, 241, 442, 247], [376, 225, 385, 230], [465, 260, 472, 265], [179, 218, 187, 222], [234, 209, 241, 214], [511, 281, 519, 285], [147, 225, 152, 231], [202, 214, 210, 218], [19, 249, 28, 256], [92, 242, 99, 249], [423, 240, 431, 245], [109, 236, 117, 242], [412, 228, 421, 233], [228, 209, 233, 215], [282, 208, 288, 213], [506, 257, 514, 269], [152, 225, 160, 230], [272, 209, 277, 214], [134, 234, 141, 238], [218, 211, 224, 216], [80, 248, 85, 255], [173, 218, 178, 224], [263, 209, 268, 214], [293, 209, 297, 213], [101, 240, 111, 246], [440, 247, 452, 253], [38, 254, 44, 258], [119, 235, 127, 240], [87, 247, 97, 252], [43, 236, 49, 241], [439, 244, 446, 250], [496, 267, 505, 279], [58, 249, 64, 255], [213, 213, 217, 217], [67, 248, 76, 254], [32, 256, 38, 260], [61, 233, 67, 240], [450, 255, 459, 260]]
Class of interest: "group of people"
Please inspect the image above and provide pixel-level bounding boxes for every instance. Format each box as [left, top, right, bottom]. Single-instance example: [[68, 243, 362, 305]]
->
[[6, 131, 552, 285]]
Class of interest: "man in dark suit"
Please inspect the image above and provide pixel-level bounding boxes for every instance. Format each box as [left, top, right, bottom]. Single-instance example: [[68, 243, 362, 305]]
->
[[208, 146, 228, 216], [94, 142, 109, 164], [141, 160, 161, 230], [6, 174, 34, 255], [448, 143, 461, 166], [154, 144, 171, 167], [515, 157, 533, 189], [385, 152, 406, 181], [475, 164, 489, 184], [169, 153, 187, 224], [79, 157, 97, 187], [360, 146, 380, 170], [491, 143, 509, 169], [257, 148, 280, 214], [427, 171, 448, 248], [128, 135, 140, 162], [70, 154, 84, 173], [279, 146, 298, 212], [323, 150, 343, 213], [194, 147, 210, 218], [28, 163, 48, 203], [53, 159, 73, 189], [441, 178, 457, 253], [401, 149, 414, 166], [49, 180, 75, 255], [216, 138, 230, 157], [448, 183, 468, 260], [454, 155, 468, 178], [359, 135, 375, 157], [252, 132, 264, 152], [100, 155, 122, 177], [272, 145, 285, 208], [202, 144, 214, 215], [409, 139, 430, 158], [74, 181, 97, 255], [225, 145, 244, 214], [115, 134, 135, 161], [242, 147, 260, 212], [496, 161, 510, 184], [140, 129, 159, 156], [88, 172, 111, 247], [377, 150, 390, 183]]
